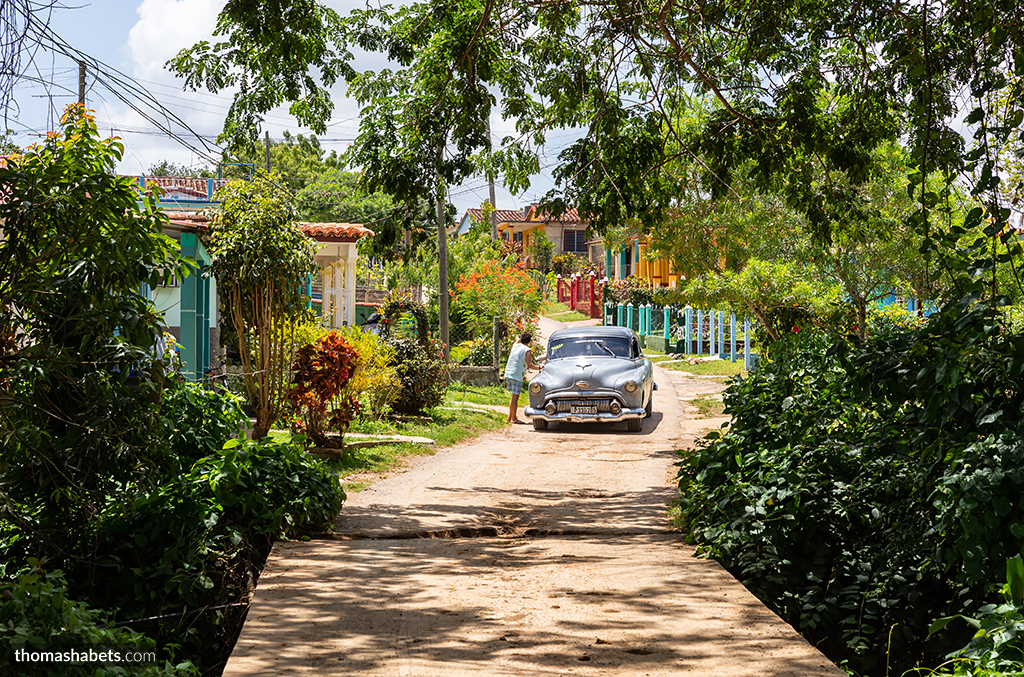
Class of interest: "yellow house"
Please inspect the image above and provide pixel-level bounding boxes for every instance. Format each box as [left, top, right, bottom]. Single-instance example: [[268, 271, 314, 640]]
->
[[496, 205, 590, 268], [599, 237, 687, 288]]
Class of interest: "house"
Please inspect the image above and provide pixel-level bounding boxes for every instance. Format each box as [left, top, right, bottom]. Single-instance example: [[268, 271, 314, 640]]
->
[[495, 205, 591, 268], [452, 208, 531, 237], [300, 222, 375, 328], [602, 238, 686, 288]]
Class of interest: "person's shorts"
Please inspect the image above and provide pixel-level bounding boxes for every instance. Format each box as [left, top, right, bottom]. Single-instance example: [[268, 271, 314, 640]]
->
[[505, 377, 523, 394]]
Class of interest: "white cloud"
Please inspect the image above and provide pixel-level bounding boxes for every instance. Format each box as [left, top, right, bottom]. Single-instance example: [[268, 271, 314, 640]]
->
[[128, 0, 223, 83]]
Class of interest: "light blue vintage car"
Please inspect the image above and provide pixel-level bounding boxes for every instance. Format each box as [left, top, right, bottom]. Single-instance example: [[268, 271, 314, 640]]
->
[[524, 326, 655, 432]]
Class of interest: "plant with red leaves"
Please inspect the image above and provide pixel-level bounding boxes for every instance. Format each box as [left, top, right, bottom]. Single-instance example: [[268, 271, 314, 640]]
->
[[288, 332, 362, 449]]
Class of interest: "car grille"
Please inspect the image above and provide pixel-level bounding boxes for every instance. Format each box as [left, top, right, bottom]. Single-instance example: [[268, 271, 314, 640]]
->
[[554, 399, 614, 413]]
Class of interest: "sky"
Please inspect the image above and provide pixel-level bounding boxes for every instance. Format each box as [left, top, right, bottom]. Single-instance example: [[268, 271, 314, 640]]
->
[[7, 0, 562, 215]]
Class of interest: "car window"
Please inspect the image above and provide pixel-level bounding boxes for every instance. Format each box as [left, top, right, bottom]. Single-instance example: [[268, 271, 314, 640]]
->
[[548, 337, 630, 359]]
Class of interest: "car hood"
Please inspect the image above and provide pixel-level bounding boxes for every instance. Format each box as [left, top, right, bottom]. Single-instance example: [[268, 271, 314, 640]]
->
[[536, 356, 639, 388]]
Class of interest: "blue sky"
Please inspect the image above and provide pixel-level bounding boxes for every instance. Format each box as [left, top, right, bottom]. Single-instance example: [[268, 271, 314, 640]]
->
[[9, 0, 555, 214]]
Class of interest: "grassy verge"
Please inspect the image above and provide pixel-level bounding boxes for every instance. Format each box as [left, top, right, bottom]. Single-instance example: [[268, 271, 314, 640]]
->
[[271, 390, 507, 493], [541, 298, 590, 322], [647, 353, 747, 379], [692, 395, 727, 418], [445, 381, 509, 406]]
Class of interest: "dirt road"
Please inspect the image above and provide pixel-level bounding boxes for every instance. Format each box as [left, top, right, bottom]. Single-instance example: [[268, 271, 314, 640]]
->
[[224, 324, 843, 676]]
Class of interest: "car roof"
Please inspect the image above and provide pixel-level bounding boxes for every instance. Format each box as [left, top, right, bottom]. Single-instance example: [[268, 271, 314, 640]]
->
[[547, 325, 637, 342]]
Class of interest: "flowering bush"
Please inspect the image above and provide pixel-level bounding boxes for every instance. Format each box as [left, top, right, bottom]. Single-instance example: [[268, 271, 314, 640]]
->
[[455, 258, 542, 339], [867, 302, 928, 336]]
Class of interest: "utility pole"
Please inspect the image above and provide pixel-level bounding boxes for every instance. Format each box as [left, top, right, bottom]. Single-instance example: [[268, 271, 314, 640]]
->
[[264, 131, 271, 173], [78, 61, 86, 105], [437, 143, 450, 361], [486, 113, 498, 240]]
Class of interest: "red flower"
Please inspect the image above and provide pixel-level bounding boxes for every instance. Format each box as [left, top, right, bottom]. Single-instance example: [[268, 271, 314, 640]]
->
[[792, 326, 800, 333]]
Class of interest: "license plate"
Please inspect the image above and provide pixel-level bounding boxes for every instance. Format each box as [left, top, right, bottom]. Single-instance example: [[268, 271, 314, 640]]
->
[[570, 405, 598, 415]]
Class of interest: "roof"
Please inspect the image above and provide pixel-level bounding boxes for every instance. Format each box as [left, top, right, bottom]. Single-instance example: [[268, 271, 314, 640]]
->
[[525, 205, 587, 224], [296, 222, 374, 240], [143, 176, 230, 199], [462, 207, 529, 225], [165, 212, 211, 230], [548, 325, 637, 341]]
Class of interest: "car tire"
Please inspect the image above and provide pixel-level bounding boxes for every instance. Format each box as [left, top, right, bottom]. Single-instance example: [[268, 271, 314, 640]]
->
[[644, 393, 653, 418], [627, 417, 642, 432], [532, 418, 548, 431]]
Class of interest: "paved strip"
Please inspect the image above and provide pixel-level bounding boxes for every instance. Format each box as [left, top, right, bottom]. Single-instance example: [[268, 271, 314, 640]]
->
[[227, 535, 842, 676]]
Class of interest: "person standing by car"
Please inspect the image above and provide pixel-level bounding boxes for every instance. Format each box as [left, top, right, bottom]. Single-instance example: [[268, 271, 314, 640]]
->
[[504, 332, 543, 424]]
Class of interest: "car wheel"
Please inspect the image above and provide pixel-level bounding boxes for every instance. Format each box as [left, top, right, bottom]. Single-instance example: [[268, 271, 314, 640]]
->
[[532, 418, 548, 431], [627, 417, 642, 432], [645, 393, 653, 418]]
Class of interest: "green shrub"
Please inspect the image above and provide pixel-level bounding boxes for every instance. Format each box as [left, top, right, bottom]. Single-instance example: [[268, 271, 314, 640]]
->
[[78, 437, 345, 672], [387, 337, 450, 414], [930, 557, 1024, 674], [160, 381, 248, 468], [0, 563, 197, 676], [335, 327, 401, 416], [678, 304, 1024, 673]]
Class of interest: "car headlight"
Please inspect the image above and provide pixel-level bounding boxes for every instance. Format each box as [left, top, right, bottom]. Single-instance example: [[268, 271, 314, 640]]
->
[[624, 380, 638, 393], [529, 381, 543, 395]]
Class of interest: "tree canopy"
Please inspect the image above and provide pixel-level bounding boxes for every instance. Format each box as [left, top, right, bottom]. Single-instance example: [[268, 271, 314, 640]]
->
[[170, 0, 1024, 302]]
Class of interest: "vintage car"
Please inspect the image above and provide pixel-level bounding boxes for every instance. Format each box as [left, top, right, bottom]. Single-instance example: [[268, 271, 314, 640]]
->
[[524, 326, 655, 432]]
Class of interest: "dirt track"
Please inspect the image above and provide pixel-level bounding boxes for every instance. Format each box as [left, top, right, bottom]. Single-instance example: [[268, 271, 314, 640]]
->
[[223, 320, 844, 676]]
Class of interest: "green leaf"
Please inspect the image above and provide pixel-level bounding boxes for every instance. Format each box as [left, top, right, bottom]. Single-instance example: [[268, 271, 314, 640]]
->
[[1007, 556, 1024, 607]]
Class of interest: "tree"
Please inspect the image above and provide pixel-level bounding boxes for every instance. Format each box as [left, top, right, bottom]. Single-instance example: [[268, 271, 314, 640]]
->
[[147, 160, 215, 178], [233, 131, 341, 190], [683, 259, 842, 343], [295, 170, 435, 258], [170, 0, 1023, 282], [529, 230, 555, 273], [0, 104, 188, 563], [207, 174, 318, 439]]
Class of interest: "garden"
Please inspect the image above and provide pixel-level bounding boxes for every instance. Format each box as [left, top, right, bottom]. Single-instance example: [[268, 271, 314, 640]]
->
[[0, 108, 519, 676]]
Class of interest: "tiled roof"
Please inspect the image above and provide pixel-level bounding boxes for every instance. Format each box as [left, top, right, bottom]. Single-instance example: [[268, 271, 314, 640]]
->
[[526, 205, 587, 224], [166, 212, 211, 229], [296, 222, 374, 239], [464, 207, 529, 224], [143, 176, 230, 199]]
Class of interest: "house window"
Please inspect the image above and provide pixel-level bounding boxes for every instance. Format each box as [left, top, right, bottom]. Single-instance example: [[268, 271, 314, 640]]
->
[[563, 229, 586, 253], [513, 231, 523, 244]]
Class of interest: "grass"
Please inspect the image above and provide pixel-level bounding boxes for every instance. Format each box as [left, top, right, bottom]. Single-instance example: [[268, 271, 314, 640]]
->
[[330, 407, 505, 491], [541, 298, 590, 322], [270, 386, 508, 493], [647, 353, 748, 379], [445, 381, 509, 406], [692, 395, 727, 418]]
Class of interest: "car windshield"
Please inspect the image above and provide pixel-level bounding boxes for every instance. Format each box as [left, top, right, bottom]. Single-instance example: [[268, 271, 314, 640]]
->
[[547, 336, 630, 360]]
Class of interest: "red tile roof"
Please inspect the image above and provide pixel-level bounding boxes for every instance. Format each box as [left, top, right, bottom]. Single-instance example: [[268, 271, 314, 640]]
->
[[144, 176, 230, 199], [463, 207, 530, 224], [166, 212, 211, 230], [296, 222, 374, 240], [526, 205, 587, 224]]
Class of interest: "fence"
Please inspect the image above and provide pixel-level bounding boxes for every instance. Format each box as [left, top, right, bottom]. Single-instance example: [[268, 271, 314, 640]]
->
[[555, 273, 606, 320], [603, 302, 759, 371]]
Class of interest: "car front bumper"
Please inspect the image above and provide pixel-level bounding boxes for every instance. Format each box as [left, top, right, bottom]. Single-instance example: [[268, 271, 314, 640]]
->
[[523, 405, 646, 423]]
